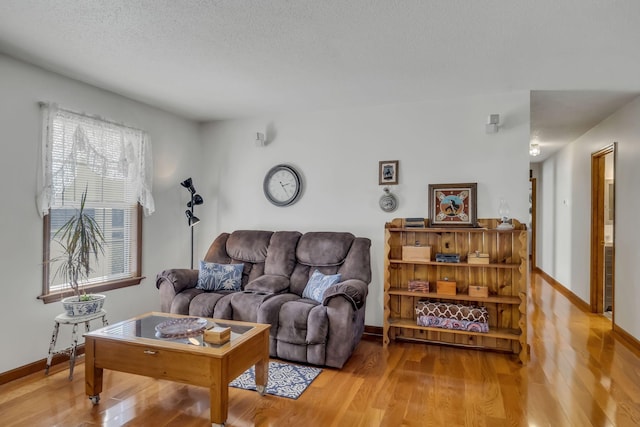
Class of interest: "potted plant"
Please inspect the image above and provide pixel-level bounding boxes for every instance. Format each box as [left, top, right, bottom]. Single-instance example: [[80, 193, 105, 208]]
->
[[53, 188, 106, 317]]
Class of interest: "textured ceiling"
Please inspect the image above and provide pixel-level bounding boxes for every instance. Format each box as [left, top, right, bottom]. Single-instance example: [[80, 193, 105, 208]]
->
[[530, 91, 638, 161], [1, 1, 639, 157]]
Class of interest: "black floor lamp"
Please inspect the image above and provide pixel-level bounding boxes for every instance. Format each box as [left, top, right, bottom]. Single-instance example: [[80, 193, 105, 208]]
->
[[181, 177, 203, 269]]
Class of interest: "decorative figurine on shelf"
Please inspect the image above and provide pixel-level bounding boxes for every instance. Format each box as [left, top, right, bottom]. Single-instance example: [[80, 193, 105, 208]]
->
[[496, 198, 514, 230]]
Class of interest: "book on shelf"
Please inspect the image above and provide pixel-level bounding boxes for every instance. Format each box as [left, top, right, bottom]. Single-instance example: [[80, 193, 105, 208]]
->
[[435, 253, 461, 263], [404, 217, 425, 228]]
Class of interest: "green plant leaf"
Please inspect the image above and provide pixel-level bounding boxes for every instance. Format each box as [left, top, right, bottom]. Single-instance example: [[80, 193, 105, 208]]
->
[[51, 187, 105, 298]]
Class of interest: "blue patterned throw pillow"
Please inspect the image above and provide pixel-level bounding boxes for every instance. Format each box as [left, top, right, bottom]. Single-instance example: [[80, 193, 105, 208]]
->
[[196, 261, 244, 291], [302, 269, 342, 302]]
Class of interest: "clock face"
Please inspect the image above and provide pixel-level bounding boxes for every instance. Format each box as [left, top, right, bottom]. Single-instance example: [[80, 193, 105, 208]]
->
[[263, 165, 302, 206]]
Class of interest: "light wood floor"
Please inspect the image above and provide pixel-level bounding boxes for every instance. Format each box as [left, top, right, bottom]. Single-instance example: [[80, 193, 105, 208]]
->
[[1, 272, 639, 426]]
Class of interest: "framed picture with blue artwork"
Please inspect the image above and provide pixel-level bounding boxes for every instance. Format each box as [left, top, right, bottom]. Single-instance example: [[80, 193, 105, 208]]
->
[[378, 160, 398, 185], [428, 183, 477, 228]]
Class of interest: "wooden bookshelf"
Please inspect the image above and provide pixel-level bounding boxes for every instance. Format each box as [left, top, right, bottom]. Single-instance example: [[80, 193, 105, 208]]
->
[[383, 218, 528, 363]]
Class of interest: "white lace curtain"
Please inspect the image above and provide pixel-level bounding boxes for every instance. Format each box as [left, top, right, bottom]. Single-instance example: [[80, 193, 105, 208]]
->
[[36, 103, 155, 217]]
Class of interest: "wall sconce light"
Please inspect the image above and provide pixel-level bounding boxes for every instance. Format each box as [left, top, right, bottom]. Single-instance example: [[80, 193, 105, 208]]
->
[[485, 114, 500, 133], [255, 132, 266, 147], [181, 177, 204, 269], [529, 143, 541, 156]]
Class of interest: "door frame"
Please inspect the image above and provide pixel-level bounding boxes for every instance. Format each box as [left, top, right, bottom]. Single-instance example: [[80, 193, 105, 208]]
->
[[530, 177, 537, 270], [590, 143, 616, 316]]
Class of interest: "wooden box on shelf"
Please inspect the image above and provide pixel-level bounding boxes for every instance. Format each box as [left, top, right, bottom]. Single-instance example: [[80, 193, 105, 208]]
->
[[467, 252, 490, 264], [468, 285, 489, 298], [408, 280, 430, 292], [436, 280, 457, 296], [402, 245, 431, 262]]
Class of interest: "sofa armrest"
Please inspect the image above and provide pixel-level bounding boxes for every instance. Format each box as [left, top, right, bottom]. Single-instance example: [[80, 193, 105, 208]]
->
[[245, 275, 290, 294], [156, 269, 199, 294], [322, 279, 368, 310]]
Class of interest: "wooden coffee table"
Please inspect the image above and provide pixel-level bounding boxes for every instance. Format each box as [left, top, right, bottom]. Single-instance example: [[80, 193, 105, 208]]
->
[[84, 312, 270, 427]]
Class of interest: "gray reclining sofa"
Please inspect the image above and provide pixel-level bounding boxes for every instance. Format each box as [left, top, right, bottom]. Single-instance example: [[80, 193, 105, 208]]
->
[[156, 230, 371, 368]]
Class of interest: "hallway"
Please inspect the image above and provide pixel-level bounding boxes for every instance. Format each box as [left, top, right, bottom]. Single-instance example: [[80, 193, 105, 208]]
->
[[527, 271, 639, 426]]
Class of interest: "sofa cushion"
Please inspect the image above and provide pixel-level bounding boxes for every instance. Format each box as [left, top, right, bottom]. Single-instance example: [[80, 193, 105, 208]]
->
[[228, 291, 274, 322], [189, 292, 228, 317], [203, 232, 232, 264], [296, 232, 354, 267], [226, 230, 273, 263], [276, 301, 329, 365], [169, 287, 203, 314], [302, 269, 341, 302], [277, 300, 327, 345], [337, 237, 372, 283], [245, 275, 290, 293], [264, 231, 301, 277], [196, 261, 244, 291]]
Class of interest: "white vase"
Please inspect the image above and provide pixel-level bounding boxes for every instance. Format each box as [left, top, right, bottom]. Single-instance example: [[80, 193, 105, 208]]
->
[[61, 294, 106, 317]]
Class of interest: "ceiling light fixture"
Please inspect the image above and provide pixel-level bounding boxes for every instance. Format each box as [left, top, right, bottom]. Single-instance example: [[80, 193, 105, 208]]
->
[[529, 143, 541, 157]]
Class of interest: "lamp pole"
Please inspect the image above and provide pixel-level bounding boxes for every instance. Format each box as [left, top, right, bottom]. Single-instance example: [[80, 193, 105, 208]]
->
[[190, 191, 195, 269], [181, 177, 202, 270]]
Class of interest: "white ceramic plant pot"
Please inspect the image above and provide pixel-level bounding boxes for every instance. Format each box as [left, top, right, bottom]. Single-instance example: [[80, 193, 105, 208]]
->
[[61, 294, 106, 317]]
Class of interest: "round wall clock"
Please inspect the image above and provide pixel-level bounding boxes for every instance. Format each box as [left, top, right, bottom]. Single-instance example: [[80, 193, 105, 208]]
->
[[263, 164, 303, 206], [379, 187, 398, 212]]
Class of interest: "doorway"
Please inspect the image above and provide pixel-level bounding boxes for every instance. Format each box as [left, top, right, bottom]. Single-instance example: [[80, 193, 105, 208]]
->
[[590, 143, 616, 320]]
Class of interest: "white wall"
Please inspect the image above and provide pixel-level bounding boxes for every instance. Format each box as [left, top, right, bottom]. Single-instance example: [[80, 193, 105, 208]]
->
[[199, 92, 531, 327], [0, 54, 201, 372], [0, 54, 532, 372], [537, 95, 640, 339]]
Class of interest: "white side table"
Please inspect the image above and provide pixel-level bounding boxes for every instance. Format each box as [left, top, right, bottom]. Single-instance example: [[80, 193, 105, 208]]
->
[[45, 309, 108, 380]]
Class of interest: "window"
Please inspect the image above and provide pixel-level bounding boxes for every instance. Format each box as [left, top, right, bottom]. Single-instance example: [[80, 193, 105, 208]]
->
[[38, 104, 154, 302]]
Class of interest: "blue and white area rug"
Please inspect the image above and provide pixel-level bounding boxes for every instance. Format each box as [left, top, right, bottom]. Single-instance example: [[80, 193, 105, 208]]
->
[[229, 361, 322, 399]]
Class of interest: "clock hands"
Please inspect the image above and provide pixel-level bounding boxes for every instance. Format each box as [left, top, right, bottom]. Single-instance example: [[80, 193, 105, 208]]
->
[[279, 181, 292, 196]]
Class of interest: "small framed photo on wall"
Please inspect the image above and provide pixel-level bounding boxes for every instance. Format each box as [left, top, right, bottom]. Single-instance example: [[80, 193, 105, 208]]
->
[[379, 160, 399, 185], [428, 182, 478, 227]]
